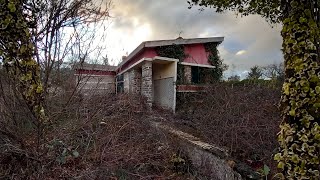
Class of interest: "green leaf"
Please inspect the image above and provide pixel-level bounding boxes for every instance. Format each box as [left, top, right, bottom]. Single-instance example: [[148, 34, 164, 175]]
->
[[283, 83, 290, 95], [274, 153, 282, 161], [7, 2, 16, 12], [62, 148, 67, 156], [313, 103, 320, 108], [291, 154, 300, 164], [20, 45, 26, 54], [56, 156, 66, 164], [289, 109, 296, 116], [72, 150, 79, 157], [299, 17, 307, 23], [277, 162, 285, 170], [263, 164, 270, 176], [36, 85, 43, 93]]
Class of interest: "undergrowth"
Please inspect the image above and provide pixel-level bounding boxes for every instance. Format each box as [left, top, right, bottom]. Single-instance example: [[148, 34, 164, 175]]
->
[[0, 92, 200, 179], [173, 82, 281, 179]]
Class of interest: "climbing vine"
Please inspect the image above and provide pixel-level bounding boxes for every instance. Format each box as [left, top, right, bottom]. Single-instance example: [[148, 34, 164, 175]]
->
[[155, 44, 187, 84], [273, 1, 320, 179], [203, 42, 228, 82], [0, 0, 47, 136], [155, 44, 187, 62], [155, 43, 227, 84]]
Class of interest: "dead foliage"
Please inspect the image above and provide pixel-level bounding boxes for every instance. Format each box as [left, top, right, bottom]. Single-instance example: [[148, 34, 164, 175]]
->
[[0, 91, 196, 179], [174, 83, 282, 178]]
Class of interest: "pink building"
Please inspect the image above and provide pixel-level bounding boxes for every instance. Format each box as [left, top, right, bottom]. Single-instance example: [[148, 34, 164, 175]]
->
[[75, 37, 224, 111]]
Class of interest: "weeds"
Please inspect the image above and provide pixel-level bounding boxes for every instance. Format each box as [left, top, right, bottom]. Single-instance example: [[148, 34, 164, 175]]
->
[[174, 83, 281, 178]]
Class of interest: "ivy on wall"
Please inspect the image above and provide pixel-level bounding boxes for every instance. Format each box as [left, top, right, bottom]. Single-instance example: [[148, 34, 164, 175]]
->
[[155, 44, 187, 62], [204, 42, 221, 65], [203, 42, 228, 82], [155, 44, 187, 84], [155, 42, 227, 84]]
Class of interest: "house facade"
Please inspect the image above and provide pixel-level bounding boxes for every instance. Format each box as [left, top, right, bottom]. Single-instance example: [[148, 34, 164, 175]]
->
[[74, 64, 117, 95], [75, 37, 224, 111]]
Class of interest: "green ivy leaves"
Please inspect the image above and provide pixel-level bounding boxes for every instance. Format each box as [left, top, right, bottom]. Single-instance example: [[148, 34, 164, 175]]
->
[[0, 0, 47, 124], [275, 1, 320, 179], [204, 42, 226, 81], [7, 1, 16, 12], [155, 44, 187, 62]]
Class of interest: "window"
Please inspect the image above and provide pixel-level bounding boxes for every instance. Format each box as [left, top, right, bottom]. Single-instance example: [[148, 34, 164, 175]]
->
[[116, 74, 124, 93]]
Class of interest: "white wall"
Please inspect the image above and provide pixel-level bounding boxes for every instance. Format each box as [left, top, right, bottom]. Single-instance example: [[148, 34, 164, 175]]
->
[[77, 75, 116, 94], [152, 62, 177, 111]]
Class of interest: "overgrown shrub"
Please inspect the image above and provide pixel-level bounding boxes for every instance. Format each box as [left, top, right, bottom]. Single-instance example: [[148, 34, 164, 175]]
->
[[0, 90, 195, 179], [174, 83, 281, 178]]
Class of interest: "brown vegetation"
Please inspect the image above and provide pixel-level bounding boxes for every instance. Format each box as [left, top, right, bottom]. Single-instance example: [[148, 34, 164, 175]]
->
[[0, 88, 197, 179], [173, 83, 281, 178], [0, 66, 282, 179]]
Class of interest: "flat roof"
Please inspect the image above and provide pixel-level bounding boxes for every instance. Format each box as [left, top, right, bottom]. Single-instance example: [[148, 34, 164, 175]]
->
[[117, 37, 224, 69]]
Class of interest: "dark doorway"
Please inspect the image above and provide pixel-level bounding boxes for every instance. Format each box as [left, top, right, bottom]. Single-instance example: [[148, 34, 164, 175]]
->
[[191, 66, 200, 84]]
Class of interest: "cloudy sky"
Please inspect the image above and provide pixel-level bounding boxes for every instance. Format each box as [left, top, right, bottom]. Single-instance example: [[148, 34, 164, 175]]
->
[[104, 0, 283, 78]]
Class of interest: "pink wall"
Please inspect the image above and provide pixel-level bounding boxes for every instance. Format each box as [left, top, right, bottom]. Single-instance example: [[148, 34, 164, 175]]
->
[[118, 48, 157, 73], [118, 44, 210, 73], [183, 44, 210, 65]]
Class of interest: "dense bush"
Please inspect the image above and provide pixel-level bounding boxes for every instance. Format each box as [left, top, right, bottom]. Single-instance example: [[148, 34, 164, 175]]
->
[[174, 83, 282, 178], [0, 91, 197, 179]]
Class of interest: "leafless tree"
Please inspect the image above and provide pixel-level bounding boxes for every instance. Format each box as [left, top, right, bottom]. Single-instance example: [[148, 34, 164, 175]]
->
[[29, 0, 112, 96], [0, 0, 113, 170], [262, 62, 284, 82]]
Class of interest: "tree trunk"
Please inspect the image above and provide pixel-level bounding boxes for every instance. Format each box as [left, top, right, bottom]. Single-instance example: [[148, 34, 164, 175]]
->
[[275, 0, 320, 179], [0, 0, 48, 152]]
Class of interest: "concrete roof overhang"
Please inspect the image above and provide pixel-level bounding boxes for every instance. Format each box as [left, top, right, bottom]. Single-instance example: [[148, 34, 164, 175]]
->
[[117, 56, 179, 75]]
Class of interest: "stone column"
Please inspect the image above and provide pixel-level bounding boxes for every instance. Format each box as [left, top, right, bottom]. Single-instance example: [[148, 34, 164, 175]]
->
[[141, 61, 153, 108], [130, 68, 141, 94], [184, 65, 192, 84]]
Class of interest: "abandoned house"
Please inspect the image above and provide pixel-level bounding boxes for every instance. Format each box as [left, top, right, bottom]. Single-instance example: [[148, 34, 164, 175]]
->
[[74, 37, 224, 111]]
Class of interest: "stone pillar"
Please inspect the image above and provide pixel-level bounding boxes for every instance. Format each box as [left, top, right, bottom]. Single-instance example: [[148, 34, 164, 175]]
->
[[124, 72, 130, 93], [130, 68, 141, 94], [184, 65, 192, 84], [141, 61, 153, 108]]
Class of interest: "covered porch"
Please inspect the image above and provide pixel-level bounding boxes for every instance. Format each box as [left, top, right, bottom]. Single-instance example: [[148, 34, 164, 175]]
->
[[117, 56, 178, 111]]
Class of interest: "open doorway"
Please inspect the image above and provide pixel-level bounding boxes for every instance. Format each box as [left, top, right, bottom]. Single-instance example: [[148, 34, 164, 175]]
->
[[152, 57, 178, 111]]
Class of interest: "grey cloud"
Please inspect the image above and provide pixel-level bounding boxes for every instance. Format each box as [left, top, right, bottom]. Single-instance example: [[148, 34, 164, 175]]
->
[[110, 0, 283, 75], [112, 0, 235, 38]]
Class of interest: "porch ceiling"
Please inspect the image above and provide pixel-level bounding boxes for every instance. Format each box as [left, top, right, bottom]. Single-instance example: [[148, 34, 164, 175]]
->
[[152, 56, 179, 65], [118, 56, 178, 75]]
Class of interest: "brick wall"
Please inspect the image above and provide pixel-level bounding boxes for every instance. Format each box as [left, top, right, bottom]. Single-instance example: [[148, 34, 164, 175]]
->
[[130, 68, 141, 94], [141, 61, 153, 107]]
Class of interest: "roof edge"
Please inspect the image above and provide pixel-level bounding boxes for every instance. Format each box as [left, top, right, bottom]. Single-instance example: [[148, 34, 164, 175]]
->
[[116, 36, 224, 70], [145, 37, 224, 47], [117, 42, 146, 68]]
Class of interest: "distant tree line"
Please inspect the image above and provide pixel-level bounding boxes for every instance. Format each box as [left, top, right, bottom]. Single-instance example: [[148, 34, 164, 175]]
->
[[227, 63, 284, 87]]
